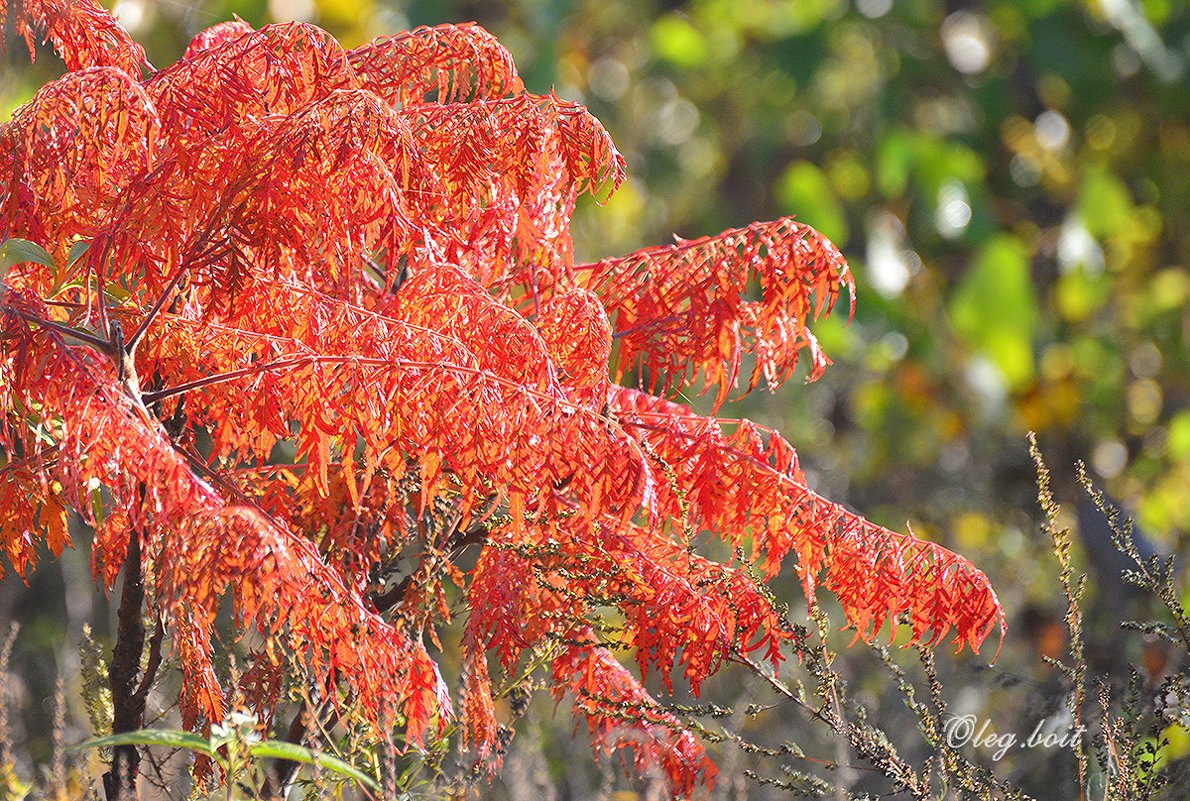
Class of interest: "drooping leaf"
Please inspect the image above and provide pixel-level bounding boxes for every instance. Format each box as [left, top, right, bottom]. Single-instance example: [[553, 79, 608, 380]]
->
[[1, 238, 55, 277], [247, 741, 381, 790], [68, 729, 212, 755]]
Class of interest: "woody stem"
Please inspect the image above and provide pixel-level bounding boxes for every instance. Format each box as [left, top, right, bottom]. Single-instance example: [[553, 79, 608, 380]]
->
[[103, 523, 148, 801]]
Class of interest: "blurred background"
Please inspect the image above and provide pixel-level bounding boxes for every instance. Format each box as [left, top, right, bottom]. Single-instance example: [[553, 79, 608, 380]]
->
[[3, 0, 1190, 798]]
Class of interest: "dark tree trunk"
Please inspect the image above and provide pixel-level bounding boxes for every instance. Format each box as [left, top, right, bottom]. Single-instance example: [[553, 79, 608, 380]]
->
[[103, 526, 146, 801]]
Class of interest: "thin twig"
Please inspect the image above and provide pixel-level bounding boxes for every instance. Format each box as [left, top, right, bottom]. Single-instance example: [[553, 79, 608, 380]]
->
[[14, 308, 114, 353], [127, 264, 189, 353], [133, 616, 163, 704]]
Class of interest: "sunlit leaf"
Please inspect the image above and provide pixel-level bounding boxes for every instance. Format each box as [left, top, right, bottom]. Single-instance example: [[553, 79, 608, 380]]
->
[[248, 742, 380, 790], [1, 238, 55, 284]]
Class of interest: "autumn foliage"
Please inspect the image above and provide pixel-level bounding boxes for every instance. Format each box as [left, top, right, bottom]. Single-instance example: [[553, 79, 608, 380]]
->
[[0, 1, 1003, 796]]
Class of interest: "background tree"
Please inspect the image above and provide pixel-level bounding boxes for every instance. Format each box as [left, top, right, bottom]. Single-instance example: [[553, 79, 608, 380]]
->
[[0, 2, 1004, 799]]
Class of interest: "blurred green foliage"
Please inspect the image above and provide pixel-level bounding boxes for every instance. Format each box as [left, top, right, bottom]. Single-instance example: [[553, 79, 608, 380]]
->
[[4, 0, 1190, 796]]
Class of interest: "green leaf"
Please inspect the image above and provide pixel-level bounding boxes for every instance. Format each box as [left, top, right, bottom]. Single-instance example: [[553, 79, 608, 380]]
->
[[90, 483, 106, 528], [1, 238, 55, 285], [650, 14, 709, 68], [67, 240, 91, 267], [1077, 168, 1133, 240], [876, 129, 914, 197], [105, 282, 133, 303], [68, 729, 215, 757], [949, 233, 1037, 388], [914, 138, 984, 196], [1168, 411, 1190, 461], [1055, 268, 1110, 322], [248, 741, 381, 790], [775, 161, 848, 246]]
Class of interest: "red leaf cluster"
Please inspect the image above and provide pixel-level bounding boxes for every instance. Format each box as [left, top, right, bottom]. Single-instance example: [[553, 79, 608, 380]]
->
[[588, 217, 852, 408], [0, 4, 1003, 796]]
